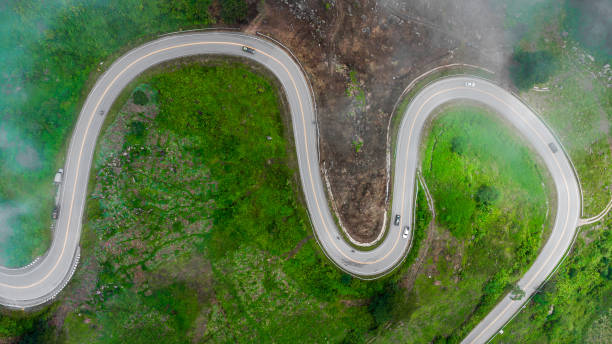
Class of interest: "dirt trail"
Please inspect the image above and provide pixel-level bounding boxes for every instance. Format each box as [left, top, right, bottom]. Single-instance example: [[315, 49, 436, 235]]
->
[[243, 1, 268, 34], [285, 235, 313, 259], [401, 172, 436, 291]]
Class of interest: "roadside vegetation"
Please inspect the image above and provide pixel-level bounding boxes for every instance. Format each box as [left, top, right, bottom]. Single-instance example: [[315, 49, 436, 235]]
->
[[490, 0, 612, 341], [1, 47, 560, 344], [55, 62, 403, 343], [494, 218, 612, 343], [0, 0, 216, 267], [0, 0, 253, 267], [0, 0, 609, 342], [372, 105, 551, 343]]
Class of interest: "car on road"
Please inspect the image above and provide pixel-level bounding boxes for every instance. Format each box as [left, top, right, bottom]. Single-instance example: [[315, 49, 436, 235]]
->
[[242, 46, 255, 54], [54, 168, 64, 184], [394, 214, 401, 226], [402, 226, 410, 239], [465, 81, 476, 87], [52, 206, 60, 220], [98, 109, 105, 116], [548, 142, 558, 153]]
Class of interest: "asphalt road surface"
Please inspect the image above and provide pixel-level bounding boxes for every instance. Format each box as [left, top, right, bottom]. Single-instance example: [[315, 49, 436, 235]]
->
[[0, 32, 581, 343]]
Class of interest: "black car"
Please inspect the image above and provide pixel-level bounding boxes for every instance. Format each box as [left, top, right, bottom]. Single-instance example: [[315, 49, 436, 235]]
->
[[242, 46, 255, 54], [52, 206, 60, 220], [548, 142, 558, 153], [394, 214, 401, 226]]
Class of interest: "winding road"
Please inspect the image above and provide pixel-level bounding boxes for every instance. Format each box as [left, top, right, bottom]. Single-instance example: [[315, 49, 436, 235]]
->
[[0, 32, 582, 343]]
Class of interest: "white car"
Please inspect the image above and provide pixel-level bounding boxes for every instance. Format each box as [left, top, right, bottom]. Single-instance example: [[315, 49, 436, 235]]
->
[[465, 81, 476, 87], [402, 226, 410, 239], [54, 168, 64, 184]]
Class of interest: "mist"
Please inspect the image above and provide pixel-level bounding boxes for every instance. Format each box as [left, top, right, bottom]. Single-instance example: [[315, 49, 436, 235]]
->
[[0, 1, 64, 267], [0, 124, 42, 171], [0, 202, 31, 267]]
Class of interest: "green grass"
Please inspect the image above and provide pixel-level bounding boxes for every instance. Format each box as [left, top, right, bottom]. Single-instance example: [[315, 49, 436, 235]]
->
[[372, 104, 551, 343], [488, 1, 612, 341], [0, 0, 217, 267], [346, 70, 366, 108], [423, 105, 548, 241], [60, 71, 556, 343], [59, 62, 397, 343], [493, 219, 612, 344]]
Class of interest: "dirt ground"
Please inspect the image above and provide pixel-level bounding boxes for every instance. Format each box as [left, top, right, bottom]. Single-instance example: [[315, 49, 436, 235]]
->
[[243, 0, 513, 242]]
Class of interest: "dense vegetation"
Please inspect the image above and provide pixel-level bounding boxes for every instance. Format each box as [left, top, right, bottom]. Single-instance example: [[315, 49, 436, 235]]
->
[[55, 63, 406, 343], [0, 0, 253, 267], [503, 0, 610, 90], [372, 105, 551, 343], [0, 0, 219, 267], [494, 221, 611, 343], [219, 0, 248, 24], [493, 0, 612, 341], [0, 65, 556, 343], [510, 49, 558, 90]]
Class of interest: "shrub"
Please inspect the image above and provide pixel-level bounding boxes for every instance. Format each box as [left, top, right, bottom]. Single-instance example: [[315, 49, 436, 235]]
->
[[450, 136, 466, 155], [475, 184, 499, 207], [220, 0, 247, 24], [509, 49, 558, 90], [133, 90, 149, 105]]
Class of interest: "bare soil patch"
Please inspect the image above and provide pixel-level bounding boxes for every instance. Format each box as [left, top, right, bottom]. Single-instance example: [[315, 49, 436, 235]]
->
[[247, 0, 511, 243]]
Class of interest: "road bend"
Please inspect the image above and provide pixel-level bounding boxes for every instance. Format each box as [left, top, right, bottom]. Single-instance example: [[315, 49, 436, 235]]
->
[[0, 32, 581, 343]]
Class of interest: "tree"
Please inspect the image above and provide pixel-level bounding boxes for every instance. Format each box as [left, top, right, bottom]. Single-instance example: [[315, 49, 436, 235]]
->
[[475, 184, 499, 207], [133, 90, 149, 105], [450, 136, 466, 155], [510, 284, 526, 300], [220, 0, 247, 24], [509, 48, 558, 90]]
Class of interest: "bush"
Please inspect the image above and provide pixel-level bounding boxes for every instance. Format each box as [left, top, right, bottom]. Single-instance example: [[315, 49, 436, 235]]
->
[[450, 136, 466, 155], [475, 184, 499, 207], [509, 49, 558, 90], [368, 283, 398, 327], [133, 90, 149, 105], [220, 0, 248, 24], [510, 284, 526, 300], [125, 121, 147, 146]]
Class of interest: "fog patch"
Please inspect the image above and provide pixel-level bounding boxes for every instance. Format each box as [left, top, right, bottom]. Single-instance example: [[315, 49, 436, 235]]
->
[[0, 124, 42, 171], [0, 201, 30, 266], [379, 0, 514, 72]]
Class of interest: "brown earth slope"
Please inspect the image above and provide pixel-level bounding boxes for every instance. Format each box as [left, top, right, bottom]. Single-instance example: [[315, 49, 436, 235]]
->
[[244, 0, 511, 243]]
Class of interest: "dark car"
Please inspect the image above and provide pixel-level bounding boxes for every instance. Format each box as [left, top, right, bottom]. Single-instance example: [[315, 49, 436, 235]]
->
[[548, 142, 558, 153], [242, 46, 255, 54], [394, 214, 401, 226], [52, 206, 60, 220]]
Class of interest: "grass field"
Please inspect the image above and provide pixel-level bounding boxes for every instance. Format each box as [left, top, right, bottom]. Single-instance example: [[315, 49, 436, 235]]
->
[[373, 104, 551, 343], [55, 62, 400, 343], [489, 0, 612, 341], [1, 65, 556, 343], [493, 218, 612, 343], [0, 0, 216, 267], [2, 0, 608, 341]]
